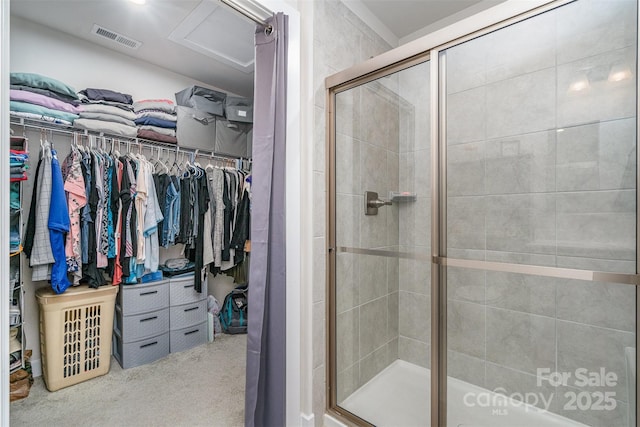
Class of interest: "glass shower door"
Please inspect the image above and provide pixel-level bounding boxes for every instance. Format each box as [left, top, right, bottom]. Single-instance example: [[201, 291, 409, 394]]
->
[[330, 59, 431, 426], [443, 1, 637, 426]]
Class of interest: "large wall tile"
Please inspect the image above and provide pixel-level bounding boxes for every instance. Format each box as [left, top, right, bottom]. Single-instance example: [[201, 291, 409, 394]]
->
[[447, 267, 485, 304], [484, 10, 557, 85], [486, 67, 556, 139], [398, 251, 431, 295], [335, 133, 360, 195], [387, 256, 399, 293], [486, 308, 555, 374], [360, 86, 393, 148], [485, 250, 556, 267], [388, 291, 399, 342], [557, 280, 635, 332], [447, 86, 486, 145], [446, 36, 487, 95], [399, 291, 430, 343], [448, 300, 485, 359], [557, 47, 636, 128], [337, 362, 359, 404], [557, 321, 634, 402], [336, 252, 359, 314], [484, 363, 558, 412], [447, 196, 486, 251], [360, 207, 388, 249], [447, 141, 485, 196], [360, 141, 388, 196], [398, 336, 430, 368], [556, 119, 636, 192], [556, 256, 636, 274], [448, 350, 485, 388], [486, 193, 556, 255], [359, 254, 388, 304], [485, 131, 556, 195], [335, 87, 360, 139], [312, 365, 325, 427], [556, 190, 635, 261], [485, 271, 556, 317], [360, 344, 390, 386], [336, 308, 359, 372], [556, 0, 637, 65], [360, 297, 389, 357], [336, 194, 360, 247]]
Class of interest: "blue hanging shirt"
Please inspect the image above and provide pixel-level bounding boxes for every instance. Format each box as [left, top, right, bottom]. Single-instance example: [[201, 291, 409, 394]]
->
[[49, 150, 71, 294]]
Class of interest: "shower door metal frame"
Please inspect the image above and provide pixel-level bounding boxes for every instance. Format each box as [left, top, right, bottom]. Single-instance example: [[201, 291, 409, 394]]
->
[[325, 0, 640, 425]]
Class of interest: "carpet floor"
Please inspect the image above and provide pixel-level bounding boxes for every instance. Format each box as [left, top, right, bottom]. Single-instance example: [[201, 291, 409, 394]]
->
[[10, 334, 247, 427]]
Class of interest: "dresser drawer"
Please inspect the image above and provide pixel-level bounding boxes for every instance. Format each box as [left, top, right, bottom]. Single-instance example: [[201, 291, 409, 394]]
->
[[113, 330, 170, 369], [170, 300, 207, 331], [115, 306, 169, 343], [170, 321, 207, 353], [118, 281, 169, 315], [169, 276, 206, 305]]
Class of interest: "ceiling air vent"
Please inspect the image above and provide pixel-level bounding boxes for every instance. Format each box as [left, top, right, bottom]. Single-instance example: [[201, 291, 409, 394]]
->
[[91, 24, 142, 49]]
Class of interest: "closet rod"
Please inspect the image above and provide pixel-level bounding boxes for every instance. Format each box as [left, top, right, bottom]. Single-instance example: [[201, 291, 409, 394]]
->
[[218, 0, 273, 33], [10, 117, 251, 164]]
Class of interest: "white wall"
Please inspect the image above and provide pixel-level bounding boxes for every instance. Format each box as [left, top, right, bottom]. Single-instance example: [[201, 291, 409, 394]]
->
[[10, 15, 238, 101]]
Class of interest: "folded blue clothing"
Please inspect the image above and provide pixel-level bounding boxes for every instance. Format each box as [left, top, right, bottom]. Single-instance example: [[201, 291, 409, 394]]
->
[[140, 270, 164, 283], [134, 116, 177, 128]]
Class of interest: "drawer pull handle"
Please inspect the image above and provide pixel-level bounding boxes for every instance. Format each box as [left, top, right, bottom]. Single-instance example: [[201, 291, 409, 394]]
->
[[183, 284, 194, 289], [185, 329, 199, 336], [184, 307, 198, 312], [140, 341, 158, 349], [140, 316, 158, 322], [140, 290, 158, 296]]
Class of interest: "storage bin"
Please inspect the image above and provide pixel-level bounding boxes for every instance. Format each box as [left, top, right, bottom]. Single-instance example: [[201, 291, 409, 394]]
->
[[176, 106, 217, 150], [170, 300, 207, 331], [170, 321, 207, 353], [117, 280, 169, 316], [114, 306, 170, 342], [112, 330, 170, 369], [225, 96, 253, 123], [36, 285, 118, 391], [169, 275, 206, 306], [175, 85, 226, 116], [215, 119, 252, 158]]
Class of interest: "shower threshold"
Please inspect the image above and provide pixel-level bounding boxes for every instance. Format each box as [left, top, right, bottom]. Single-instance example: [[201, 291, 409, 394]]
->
[[340, 360, 588, 427]]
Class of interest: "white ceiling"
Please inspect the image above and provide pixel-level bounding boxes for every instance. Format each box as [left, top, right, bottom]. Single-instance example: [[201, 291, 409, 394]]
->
[[10, 0, 500, 96]]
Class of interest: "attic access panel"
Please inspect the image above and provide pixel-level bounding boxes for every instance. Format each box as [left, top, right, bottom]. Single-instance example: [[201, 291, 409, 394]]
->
[[169, 0, 256, 74]]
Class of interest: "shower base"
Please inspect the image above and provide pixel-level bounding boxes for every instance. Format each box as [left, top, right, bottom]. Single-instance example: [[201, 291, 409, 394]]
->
[[340, 360, 586, 427]]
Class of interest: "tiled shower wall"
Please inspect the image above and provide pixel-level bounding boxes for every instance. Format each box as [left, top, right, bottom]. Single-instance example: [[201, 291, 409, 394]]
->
[[334, 78, 402, 402], [397, 62, 432, 368], [312, 1, 395, 424], [444, 1, 637, 426]]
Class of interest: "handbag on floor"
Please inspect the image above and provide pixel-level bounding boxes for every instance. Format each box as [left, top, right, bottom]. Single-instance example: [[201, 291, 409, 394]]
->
[[219, 285, 248, 334]]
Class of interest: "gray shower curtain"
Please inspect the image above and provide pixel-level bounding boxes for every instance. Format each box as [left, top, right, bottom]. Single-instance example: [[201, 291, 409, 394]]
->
[[245, 12, 288, 427]]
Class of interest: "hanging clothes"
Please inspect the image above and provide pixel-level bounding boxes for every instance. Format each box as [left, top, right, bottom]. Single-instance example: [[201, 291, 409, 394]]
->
[[30, 142, 54, 281], [49, 148, 71, 294], [61, 147, 86, 285]]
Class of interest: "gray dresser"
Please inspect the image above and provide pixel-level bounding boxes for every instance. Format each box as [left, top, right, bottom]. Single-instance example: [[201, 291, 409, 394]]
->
[[113, 275, 208, 369]]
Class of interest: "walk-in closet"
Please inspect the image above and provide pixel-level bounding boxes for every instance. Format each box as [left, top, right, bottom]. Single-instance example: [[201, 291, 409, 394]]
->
[[3, 0, 286, 424]]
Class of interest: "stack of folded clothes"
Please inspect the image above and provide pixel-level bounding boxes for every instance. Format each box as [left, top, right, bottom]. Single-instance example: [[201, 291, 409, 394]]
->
[[133, 99, 178, 143], [10, 73, 81, 125], [10, 149, 28, 182], [75, 88, 138, 137]]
